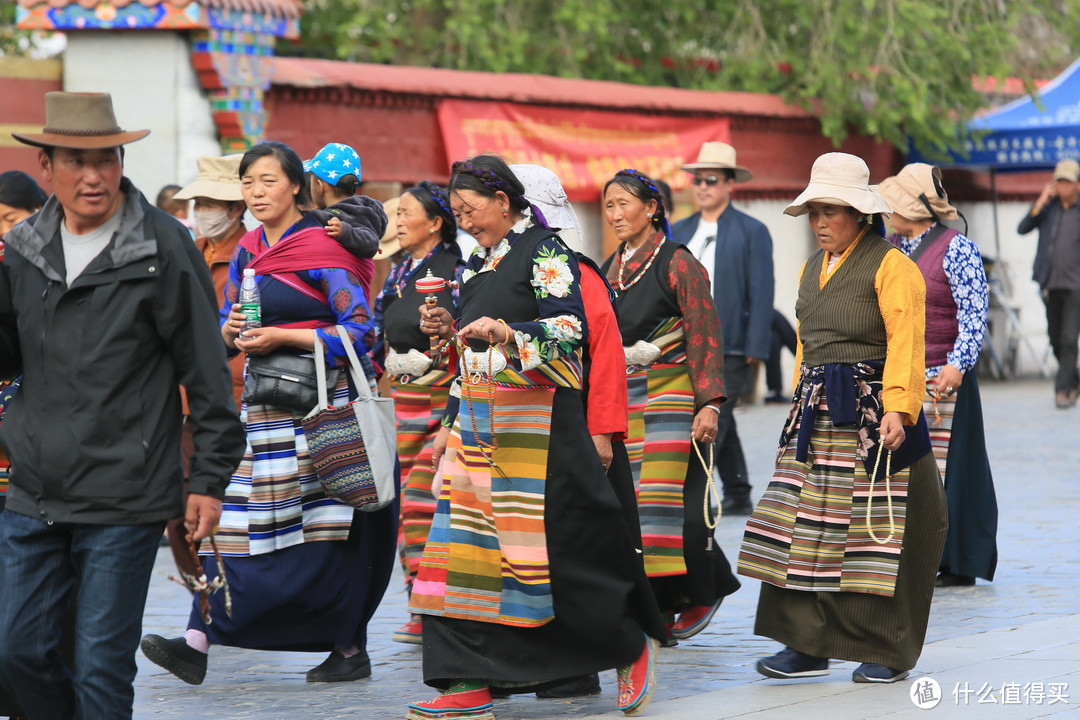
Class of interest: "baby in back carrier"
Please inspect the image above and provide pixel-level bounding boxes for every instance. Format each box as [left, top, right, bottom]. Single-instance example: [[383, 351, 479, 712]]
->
[[303, 142, 387, 261]]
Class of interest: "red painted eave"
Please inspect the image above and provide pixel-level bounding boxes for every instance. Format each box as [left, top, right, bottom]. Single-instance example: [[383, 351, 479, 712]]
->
[[271, 57, 809, 118]]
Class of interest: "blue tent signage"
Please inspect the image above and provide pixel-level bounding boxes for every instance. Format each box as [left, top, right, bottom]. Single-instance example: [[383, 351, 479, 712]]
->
[[913, 57, 1080, 171]]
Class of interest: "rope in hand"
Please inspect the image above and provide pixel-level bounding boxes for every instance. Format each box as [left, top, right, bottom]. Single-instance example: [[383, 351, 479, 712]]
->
[[168, 532, 232, 625], [865, 447, 896, 545], [692, 437, 720, 550], [466, 329, 507, 479]]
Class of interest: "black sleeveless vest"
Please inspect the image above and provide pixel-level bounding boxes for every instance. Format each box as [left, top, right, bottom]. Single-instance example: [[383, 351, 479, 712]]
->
[[459, 226, 555, 352], [796, 232, 895, 367], [603, 239, 681, 345], [382, 247, 462, 353]]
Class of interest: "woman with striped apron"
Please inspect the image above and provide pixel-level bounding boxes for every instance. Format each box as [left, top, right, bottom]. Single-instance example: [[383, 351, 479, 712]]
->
[[878, 163, 997, 588], [408, 156, 659, 720], [373, 182, 464, 644], [738, 153, 947, 684], [601, 169, 741, 645]]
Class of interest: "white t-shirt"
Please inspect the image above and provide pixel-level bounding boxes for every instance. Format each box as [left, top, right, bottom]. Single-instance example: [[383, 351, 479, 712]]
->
[[61, 212, 122, 287], [684, 216, 717, 293]]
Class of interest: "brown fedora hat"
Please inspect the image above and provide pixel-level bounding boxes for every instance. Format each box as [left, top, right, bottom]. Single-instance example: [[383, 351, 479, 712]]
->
[[12, 92, 150, 150]]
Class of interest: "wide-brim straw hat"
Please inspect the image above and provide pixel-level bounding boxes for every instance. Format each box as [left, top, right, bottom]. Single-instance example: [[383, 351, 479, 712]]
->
[[785, 152, 892, 217], [12, 92, 149, 150], [173, 154, 244, 202], [510, 163, 583, 239], [876, 163, 957, 222], [680, 142, 753, 183], [379, 196, 401, 257]]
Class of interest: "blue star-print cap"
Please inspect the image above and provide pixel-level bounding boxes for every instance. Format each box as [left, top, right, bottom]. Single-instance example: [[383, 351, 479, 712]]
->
[[303, 142, 363, 186]]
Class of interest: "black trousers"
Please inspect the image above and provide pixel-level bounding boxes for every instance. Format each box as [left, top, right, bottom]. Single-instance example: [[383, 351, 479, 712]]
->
[[765, 310, 797, 396], [714, 355, 751, 502], [1045, 289, 1080, 393]]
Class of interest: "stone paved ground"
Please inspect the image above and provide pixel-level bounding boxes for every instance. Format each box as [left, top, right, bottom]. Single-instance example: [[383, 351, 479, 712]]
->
[[133, 378, 1079, 720]]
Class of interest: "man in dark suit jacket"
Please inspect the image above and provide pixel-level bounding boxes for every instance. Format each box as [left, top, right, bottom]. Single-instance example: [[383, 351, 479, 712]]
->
[[1017, 158, 1080, 409], [672, 142, 774, 514]]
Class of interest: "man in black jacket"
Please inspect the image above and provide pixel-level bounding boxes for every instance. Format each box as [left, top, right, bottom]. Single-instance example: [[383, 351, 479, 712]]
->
[[0, 92, 245, 720], [1017, 158, 1080, 409]]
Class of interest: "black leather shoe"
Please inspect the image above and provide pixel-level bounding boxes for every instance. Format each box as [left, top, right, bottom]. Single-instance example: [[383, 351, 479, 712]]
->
[[306, 650, 372, 682], [536, 673, 601, 698], [721, 497, 753, 515], [140, 634, 207, 685], [935, 572, 976, 587], [763, 393, 788, 404]]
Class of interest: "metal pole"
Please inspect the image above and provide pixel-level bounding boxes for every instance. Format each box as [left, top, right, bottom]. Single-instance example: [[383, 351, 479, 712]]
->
[[990, 167, 1001, 259]]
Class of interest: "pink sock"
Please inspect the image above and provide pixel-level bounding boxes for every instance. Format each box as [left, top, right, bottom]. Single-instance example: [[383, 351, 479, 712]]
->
[[184, 629, 210, 654], [335, 644, 360, 658]]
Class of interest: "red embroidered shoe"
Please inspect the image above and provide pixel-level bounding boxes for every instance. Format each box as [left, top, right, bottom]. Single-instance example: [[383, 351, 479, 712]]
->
[[406, 688, 496, 720], [670, 599, 722, 640], [393, 616, 423, 645], [616, 636, 659, 716]]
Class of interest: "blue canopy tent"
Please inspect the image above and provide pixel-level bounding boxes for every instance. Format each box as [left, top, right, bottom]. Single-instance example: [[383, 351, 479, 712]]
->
[[909, 57, 1080, 254], [912, 56, 1080, 172], [906, 60, 1080, 379]]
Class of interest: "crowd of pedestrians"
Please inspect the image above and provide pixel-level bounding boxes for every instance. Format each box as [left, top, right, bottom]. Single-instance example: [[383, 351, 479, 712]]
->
[[10, 87, 1078, 720]]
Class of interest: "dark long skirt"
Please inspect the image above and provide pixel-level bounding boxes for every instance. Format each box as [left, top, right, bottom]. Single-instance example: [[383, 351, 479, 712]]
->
[[605, 440, 667, 641], [421, 389, 648, 688], [649, 456, 742, 613], [190, 503, 398, 652], [939, 372, 998, 581], [754, 452, 947, 671]]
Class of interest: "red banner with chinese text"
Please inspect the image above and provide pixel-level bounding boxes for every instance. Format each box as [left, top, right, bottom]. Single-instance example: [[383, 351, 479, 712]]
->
[[438, 99, 730, 201]]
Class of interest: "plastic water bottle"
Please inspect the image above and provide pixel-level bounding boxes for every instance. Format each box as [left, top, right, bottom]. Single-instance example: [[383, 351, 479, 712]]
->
[[239, 268, 261, 337]]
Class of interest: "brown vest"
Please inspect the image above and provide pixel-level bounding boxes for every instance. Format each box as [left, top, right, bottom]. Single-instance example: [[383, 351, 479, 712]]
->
[[797, 233, 895, 367]]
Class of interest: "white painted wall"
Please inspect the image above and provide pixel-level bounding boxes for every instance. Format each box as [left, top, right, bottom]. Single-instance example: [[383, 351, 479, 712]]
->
[[63, 31, 219, 207], [744, 197, 1054, 383], [571, 195, 1053, 388], [955, 199, 1052, 378]]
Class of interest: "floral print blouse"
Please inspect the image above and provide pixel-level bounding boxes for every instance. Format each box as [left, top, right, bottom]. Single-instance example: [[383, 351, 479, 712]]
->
[[897, 224, 989, 377], [462, 216, 586, 372]]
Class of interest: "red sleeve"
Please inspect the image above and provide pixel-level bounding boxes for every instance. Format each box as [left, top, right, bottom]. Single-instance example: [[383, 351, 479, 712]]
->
[[667, 246, 726, 408], [580, 266, 628, 440]]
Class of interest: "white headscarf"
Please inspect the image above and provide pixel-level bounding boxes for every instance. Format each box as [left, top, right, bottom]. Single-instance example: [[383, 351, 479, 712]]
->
[[510, 164, 584, 248]]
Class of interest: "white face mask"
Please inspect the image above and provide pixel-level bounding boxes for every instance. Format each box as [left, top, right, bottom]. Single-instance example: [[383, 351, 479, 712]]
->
[[194, 208, 237, 239]]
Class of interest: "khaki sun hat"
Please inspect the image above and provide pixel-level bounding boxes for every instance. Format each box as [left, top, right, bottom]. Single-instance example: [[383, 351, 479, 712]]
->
[[785, 152, 892, 217], [379, 195, 401, 257], [12, 92, 150, 150], [680, 142, 753, 183], [173, 154, 244, 202], [876, 163, 958, 222], [1053, 158, 1080, 182]]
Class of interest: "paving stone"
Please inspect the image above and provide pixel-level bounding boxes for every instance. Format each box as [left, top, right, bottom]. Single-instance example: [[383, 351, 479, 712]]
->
[[131, 379, 1080, 720]]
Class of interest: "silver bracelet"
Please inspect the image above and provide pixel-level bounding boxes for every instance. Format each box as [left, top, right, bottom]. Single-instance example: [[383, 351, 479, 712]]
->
[[703, 404, 721, 415]]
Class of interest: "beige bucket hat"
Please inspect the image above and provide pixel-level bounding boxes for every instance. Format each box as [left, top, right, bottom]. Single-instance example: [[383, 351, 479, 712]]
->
[[173, 154, 244, 202], [876, 163, 958, 222], [785, 152, 892, 217], [379, 196, 401, 257], [12, 92, 149, 150], [680, 142, 753, 183]]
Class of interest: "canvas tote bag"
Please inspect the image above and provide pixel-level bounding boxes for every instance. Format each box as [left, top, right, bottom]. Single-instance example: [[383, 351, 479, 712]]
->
[[302, 326, 396, 510]]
